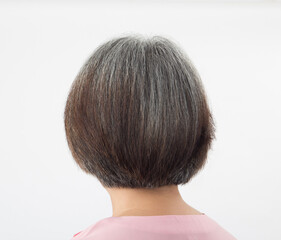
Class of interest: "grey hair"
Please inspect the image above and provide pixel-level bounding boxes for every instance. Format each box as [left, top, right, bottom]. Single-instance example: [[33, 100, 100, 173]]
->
[[64, 34, 216, 188]]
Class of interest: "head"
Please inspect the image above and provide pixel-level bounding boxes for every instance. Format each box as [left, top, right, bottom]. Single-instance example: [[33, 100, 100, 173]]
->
[[64, 34, 216, 190]]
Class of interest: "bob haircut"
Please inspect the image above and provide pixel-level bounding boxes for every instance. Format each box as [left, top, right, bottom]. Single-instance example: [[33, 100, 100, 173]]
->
[[64, 34, 216, 189]]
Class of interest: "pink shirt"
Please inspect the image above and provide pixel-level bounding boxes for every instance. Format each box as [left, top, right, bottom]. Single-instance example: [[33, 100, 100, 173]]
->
[[71, 214, 237, 240]]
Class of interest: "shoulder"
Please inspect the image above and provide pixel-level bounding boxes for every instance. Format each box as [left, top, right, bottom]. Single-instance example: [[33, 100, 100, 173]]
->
[[70, 218, 113, 240]]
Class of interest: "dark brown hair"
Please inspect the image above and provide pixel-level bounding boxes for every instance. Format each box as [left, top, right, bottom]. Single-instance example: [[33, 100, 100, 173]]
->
[[64, 34, 216, 189]]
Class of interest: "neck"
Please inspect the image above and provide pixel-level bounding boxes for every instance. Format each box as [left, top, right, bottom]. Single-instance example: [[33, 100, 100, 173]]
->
[[104, 184, 202, 217]]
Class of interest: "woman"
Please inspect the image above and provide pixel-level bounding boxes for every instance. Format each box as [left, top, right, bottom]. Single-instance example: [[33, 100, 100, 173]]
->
[[64, 34, 237, 240]]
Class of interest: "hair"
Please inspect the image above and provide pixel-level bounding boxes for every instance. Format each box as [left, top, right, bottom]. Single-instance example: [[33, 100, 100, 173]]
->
[[64, 34, 216, 189]]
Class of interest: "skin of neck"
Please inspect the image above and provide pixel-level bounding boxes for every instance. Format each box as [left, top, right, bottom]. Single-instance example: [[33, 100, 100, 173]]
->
[[103, 184, 202, 217]]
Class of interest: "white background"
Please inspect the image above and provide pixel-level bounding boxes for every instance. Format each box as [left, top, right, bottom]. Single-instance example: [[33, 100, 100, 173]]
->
[[0, 1, 280, 240]]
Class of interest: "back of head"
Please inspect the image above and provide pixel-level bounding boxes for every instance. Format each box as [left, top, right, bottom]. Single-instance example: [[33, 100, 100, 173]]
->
[[64, 34, 216, 189]]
